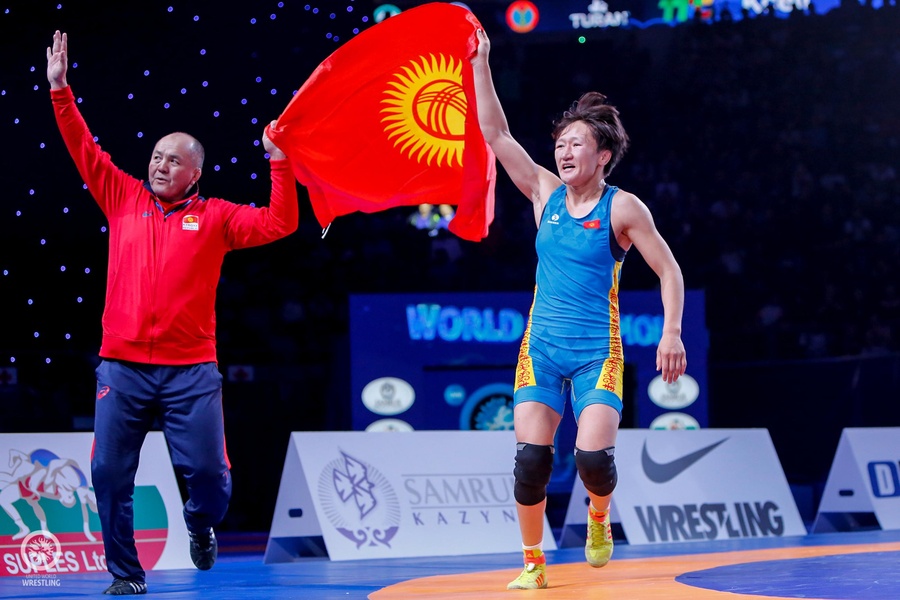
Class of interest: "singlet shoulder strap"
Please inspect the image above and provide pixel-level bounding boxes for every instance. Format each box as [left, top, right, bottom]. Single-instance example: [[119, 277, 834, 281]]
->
[[604, 185, 627, 261], [538, 185, 567, 224]]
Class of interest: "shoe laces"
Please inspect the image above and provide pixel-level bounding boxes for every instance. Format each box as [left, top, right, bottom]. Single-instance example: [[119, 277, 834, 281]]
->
[[191, 529, 213, 543], [589, 511, 610, 544]]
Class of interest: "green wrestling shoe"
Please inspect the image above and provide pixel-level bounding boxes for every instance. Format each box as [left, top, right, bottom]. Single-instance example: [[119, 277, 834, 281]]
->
[[585, 504, 613, 567], [507, 548, 548, 590]]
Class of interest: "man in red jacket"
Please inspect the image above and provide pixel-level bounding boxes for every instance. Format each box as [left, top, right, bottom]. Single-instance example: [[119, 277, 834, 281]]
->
[[47, 30, 299, 596]]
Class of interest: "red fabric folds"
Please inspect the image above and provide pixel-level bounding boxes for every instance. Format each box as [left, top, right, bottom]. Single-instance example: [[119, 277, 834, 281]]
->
[[268, 3, 495, 241]]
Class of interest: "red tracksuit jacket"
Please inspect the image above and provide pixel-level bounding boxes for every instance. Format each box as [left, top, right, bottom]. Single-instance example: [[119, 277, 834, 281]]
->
[[52, 86, 299, 365]]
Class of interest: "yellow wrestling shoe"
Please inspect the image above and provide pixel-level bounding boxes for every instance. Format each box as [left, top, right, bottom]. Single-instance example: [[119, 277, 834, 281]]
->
[[585, 505, 613, 568], [507, 548, 548, 590]]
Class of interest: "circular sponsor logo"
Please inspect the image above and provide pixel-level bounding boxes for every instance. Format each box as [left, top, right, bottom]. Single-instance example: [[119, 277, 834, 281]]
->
[[506, 1, 540, 33], [647, 374, 700, 410], [20, 530, 61, 572], [443, 384, 466, 407], [650, 412, 701, 430], [365, 418, 414, 432], [459, 383, 514, 430], [318, 453, 401, 550], [373, 4, 401, 23], [361, 377, 415, 416]]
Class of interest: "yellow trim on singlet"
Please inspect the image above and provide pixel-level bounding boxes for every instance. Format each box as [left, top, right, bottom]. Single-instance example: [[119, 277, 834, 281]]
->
[[597, 261, 624, 399], [515, 288, 538, 391]]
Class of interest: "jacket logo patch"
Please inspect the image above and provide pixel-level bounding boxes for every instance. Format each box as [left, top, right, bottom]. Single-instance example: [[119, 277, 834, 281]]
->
[[182, 215, 199, 231]]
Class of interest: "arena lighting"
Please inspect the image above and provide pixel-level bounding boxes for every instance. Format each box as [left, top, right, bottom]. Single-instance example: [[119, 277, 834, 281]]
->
[[1, 2, 369, 370]]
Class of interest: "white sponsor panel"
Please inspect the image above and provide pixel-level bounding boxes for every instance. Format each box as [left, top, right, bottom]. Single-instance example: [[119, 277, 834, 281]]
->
[[558, 476, 621, 548], [813, 428, 900, 532], [0, 432, 191, 577], [569, 429, 805, 545], [265, 430, 556, 561]]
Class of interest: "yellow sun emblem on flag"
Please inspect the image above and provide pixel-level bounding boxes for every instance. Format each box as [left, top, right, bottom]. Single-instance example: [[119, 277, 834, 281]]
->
[[381, 54, 466, 168]]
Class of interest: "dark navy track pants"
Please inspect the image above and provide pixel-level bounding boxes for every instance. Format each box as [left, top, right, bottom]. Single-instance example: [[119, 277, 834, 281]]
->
[[92, 359, 232, 583]]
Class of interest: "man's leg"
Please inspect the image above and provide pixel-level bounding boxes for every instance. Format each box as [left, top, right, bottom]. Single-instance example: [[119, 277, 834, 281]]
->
[[92, 360, 156, 589], [160, 363, 231, 570]]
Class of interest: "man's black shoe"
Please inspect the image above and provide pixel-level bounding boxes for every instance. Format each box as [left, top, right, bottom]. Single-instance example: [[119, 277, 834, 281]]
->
[[189, 527, 218, 570], [103, 578, 147, 595]]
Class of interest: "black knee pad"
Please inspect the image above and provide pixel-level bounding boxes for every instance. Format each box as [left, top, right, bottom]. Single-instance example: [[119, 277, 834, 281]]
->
[[575, 446, 617, 497], [513, 443, 554, 506]]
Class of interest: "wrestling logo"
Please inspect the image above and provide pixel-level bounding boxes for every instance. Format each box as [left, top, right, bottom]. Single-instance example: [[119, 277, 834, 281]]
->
[[381, 54, 466, 168], [317, 451, 401, 551], [18, 530, 62, 588], [459, 383, 514, 431], [1, 448, 168, 577], [506, 1, 540, 33], [20, 530, 62, 571]]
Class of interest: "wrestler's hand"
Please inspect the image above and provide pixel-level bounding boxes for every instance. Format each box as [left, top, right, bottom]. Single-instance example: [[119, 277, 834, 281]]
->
[[470, 28, 491, 68], [656, 332, 687, 384]]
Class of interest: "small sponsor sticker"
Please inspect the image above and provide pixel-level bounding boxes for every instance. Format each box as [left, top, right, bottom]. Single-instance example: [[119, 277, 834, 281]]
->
[[182, 215, 199, 231]]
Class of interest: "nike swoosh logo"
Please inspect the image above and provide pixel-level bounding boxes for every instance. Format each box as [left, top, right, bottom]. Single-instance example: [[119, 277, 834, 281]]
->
[[641, 438, 728, 483]]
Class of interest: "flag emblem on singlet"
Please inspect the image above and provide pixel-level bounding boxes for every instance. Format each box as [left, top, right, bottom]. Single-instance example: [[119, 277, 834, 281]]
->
[[583, 219, 601, 229]]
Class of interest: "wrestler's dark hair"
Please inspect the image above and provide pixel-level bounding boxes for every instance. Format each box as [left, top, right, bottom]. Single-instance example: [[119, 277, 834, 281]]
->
[[551, 92, 630, 177]]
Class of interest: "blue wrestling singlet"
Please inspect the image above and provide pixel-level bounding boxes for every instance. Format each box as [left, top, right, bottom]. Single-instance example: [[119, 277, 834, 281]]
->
[[514, 184, 628, 420]]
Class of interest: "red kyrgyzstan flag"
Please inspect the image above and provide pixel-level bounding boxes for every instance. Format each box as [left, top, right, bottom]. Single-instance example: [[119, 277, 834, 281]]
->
[[267, 3, 496, 241]]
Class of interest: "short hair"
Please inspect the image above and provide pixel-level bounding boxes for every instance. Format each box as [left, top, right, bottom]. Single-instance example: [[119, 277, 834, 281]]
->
[[183, 133, 205, 169], [551, 92, 630, 176], [168, 131, 205, 169]]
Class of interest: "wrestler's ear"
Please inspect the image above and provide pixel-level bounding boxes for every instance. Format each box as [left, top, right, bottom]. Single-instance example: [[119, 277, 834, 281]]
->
[[597, 149, 612, 167]]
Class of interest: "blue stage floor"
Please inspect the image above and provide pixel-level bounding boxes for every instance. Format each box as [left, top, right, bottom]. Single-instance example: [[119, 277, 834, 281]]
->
[[2, 529, 899, 598]]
